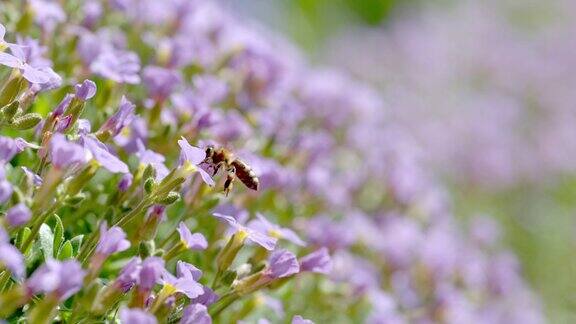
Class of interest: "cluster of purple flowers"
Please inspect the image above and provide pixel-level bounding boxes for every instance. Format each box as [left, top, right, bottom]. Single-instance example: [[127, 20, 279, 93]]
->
[[0, 0, 542, 323]]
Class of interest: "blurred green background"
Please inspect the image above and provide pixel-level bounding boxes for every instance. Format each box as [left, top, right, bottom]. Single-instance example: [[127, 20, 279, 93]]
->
[[220, 0, 576, 323]]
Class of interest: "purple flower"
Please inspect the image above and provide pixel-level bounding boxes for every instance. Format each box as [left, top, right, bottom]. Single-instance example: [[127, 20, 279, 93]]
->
[[135, 140, 169, 180], [162, 270, 204, 299], [6, 203, 31, 227], [177, 261, 202, 281], [299, 248, 332, 274], [181, 304, 212, 324], [91, 49, 141, 84], [177, 137, 214, 186], [82, 135, 129, 173], [119, 308, 157, 324], [143, 66, 181, 102], [74, 79, 97, 101], [177, 222, 208, 250], [0, 243, 25, 279], [26, 259, 86, 300], [30, 0, 66, 33], [248, 213, 305, 246], [190, 286, 218, 307], [0, 45, 54, 84], [118, 173, 133, 192], [0, 179, 13, 204], [138, 257, 165, 291], [0, 136, 30, 163], [49, 134, 89, 169], [213, 213, 277, 250], [52, 94, 74, 118], [292, 315, 314, 324], [266, 249, 299, 279], [116, 257, 141, 292], [96, 222, 130, 256], [98, 96, 135, 138], [54, 115, 73, 132]]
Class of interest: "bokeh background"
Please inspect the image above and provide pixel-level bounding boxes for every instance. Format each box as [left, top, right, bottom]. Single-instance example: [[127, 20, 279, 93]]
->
[[220, 0, 576, 322]]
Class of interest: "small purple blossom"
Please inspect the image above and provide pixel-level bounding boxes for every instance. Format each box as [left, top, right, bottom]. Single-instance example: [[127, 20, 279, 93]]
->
[[116, 257, 141, 292], [118, 173, 133, 192], [292, 315, 314, 324], [0, 45, 54, 84], [0, 243, 25, 279], [119, 308, 157, 324], [143, 66, 181, 102], [213, 213, 277, 251], [138, 257, 165, 291], [49, 134, 89, 169], [0, 136, 30, 163], [98, 96, 135, 137], [136, 140, 169, 180], [248, 213, 305, 246], [82, 135, 129, 173], [299, 248, 332, 274], [0, 179, 13, 204], [177, 261, 202, 281], [26, 259, 86, 300], [91, 49, 141, 84], [6, 203, 31, 227], [266, 249, 300, 279], [181, 304, 212, 324], [96, 222, 130, 256], [190, 286, 219, 307], [74, 79, 97, 101], [177, 222, 208, 250], [162, 270, 204, 299], [177, 137, 214, 186]]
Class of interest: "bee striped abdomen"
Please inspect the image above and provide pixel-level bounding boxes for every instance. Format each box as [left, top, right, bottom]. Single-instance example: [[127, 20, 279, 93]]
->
[[232, 159, 259, 191]]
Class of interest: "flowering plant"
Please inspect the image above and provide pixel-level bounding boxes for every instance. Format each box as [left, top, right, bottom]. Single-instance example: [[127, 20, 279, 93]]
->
[[0, 0, 541, 323]]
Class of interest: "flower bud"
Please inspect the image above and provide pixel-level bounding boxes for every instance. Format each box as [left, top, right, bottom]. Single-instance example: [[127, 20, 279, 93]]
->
[[144, 177, 156, 194], [156, 191, 180, 205], [10, 113, 42, 130]]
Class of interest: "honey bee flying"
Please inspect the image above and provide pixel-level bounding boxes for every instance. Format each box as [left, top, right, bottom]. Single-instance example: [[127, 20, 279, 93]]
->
[[203, 145, 259, 196]]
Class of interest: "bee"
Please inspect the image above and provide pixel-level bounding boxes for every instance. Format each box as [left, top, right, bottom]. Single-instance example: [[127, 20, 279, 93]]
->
[[203, 145, 259, 196]]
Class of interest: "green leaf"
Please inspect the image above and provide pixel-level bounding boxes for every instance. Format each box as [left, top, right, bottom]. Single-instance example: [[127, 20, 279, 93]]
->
[[38, 224, 54, 260], [52, 214, 64, 257], [15, 227, 31, 249], [70, 235, 84, 255], [57, 241, 73, 260]]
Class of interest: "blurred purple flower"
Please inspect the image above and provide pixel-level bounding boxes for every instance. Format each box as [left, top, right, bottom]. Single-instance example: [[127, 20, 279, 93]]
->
[[0, 179, 12, 204], [292, 316, 314, 324], [177, 261, 202, 281], [21, 166, 43, 186], [266, 249, 299, 279], [0, 45, 53, 84], [91, 49, 141, 84], [0, 136, 30, 163], [30, 0, 66, 33], [191, 286, 219, 307], [82, 135, 129, 173], [119, 308, 157, 324], [299, 248, 332, 274], [143, 66, 181, 102], [6, 203, 31, 228], [116, 257, 142, 292], [177, 222, 208, 250], [138, 257, 165, 291], [49, 134, 88, 169], [118, 173, 133, 192], [26, 259, 85, 300], [74, 79, 97, 101], [0, 243, 25, 279], [96, 222, 130, 256], [181, 304, 211, 324], [98, 96, 135, 138], [248, 213, 305, 246], [135, 140, 169, 180], [213, 213, 277, 250]]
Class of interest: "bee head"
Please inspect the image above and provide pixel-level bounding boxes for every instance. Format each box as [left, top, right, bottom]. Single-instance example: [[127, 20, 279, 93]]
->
[[205, 145, 215, 158]]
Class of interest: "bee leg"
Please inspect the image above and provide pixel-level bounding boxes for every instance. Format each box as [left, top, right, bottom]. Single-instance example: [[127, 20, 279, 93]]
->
[[212, 161, 225, 176], [223, 166, 236, 197]]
